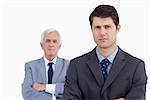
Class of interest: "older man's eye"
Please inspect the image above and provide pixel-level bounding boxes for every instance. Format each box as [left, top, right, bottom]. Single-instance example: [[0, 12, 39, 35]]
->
[[45, 39, 50, 43], [53, 40, 58, 43]]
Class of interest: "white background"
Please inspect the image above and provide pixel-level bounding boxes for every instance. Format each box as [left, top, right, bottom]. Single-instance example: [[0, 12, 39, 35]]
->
[[0, 0, 149, 100]]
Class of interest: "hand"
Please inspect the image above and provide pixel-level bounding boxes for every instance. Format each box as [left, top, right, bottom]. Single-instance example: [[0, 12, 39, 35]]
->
[[115, 98, 125, 100], [33, 83, 46, 91]]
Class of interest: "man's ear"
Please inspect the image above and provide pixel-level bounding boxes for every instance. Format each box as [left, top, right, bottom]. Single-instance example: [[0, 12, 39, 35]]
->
[[59, 44, 61, 49], [116, 24, 121, 33], [40, 42, 43, 49]]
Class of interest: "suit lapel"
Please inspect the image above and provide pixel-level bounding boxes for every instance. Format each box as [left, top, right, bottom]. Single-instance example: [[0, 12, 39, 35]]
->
[[101, 48, 126, 94], [86, 48, 105, 87], [52, 57, 63, 83], [38, 57, 47, 83]]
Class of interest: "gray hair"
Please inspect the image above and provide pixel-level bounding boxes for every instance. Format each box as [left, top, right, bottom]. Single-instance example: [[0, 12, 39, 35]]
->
[[41, 28, 62, 44]]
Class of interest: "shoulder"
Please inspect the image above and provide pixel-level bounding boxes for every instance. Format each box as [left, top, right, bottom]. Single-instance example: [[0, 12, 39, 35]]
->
[[57, 57, 70, 65], [25, 57, 43, 67], [120, 48, 144, 64], [71, 49, 94, 63]]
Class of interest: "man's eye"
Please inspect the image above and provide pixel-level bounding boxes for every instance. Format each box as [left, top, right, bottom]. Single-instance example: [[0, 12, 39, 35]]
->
[[53, 40, 57, 43], [95, 26, 101, 29], [105, 25, 111, 29], [46, 40, 50, 43]]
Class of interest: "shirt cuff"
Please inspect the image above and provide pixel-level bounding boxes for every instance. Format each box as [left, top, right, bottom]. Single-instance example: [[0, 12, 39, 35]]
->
[[45, 84, 56, 94]]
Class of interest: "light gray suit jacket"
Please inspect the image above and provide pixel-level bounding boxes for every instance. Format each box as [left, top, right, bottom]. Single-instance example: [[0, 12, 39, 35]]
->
[[22, 57, 69, 100]]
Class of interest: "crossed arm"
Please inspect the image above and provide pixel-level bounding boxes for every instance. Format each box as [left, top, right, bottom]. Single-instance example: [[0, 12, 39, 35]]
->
[[22, 63, 64, 100]]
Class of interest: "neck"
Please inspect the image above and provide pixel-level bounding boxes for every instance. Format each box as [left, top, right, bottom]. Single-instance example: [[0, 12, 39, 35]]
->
[[45, 55, 56, 61], [98, 45, 117, 58]]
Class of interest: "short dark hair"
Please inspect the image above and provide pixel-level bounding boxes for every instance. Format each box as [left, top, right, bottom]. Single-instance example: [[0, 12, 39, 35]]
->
[[89, 5, 119, 28]]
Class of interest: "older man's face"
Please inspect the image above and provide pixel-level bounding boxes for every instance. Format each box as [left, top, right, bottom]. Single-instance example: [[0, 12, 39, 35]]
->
[[41, 32, 61, 58]]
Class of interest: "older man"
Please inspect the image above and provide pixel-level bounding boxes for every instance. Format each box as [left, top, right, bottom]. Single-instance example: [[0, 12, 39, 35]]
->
[[22, 28, 69, 100]]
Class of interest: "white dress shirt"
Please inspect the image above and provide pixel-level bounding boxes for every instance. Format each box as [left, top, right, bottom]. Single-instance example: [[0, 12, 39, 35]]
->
[[44, 56, 57, 99]]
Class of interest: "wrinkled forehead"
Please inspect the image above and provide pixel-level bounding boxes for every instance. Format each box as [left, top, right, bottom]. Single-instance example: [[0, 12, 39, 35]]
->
[[44, 31, 59, 39], [43, 32, 61, 44], [46, 32, 59, 37]]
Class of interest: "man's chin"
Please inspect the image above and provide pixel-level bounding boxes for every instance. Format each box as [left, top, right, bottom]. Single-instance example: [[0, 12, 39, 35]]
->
[[48, 53, 55, 56], [98, 44, 116, 49], [98, 45, 109, 49]]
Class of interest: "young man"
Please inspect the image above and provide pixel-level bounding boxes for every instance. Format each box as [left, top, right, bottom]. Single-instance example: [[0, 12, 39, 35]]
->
[[63, 5, 147, 100], [22, 28, 69, 100]]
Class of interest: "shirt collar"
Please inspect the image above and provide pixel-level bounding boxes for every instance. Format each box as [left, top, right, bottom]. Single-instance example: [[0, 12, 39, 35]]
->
[[44, 56, 57, 66], [96, 47, 118, 63]]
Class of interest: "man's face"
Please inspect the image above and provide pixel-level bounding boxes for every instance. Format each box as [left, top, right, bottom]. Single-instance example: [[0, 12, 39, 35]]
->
[[92, 17, 120, 49], [41, 32, 61, 57]]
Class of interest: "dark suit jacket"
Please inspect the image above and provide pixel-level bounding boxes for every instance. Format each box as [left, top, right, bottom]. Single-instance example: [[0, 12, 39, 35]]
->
[[63, 47, 147, 100]]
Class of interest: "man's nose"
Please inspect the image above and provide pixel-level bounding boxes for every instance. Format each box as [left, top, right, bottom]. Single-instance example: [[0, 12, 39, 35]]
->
[[99, 27, 106, 35], [49, 42, 55, 47]]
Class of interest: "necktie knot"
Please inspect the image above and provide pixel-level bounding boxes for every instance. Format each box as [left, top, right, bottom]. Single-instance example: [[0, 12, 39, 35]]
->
[[48, 62, 54, 67], [100, 59, 111, 81], [100, 59, 111, 68]]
